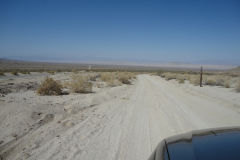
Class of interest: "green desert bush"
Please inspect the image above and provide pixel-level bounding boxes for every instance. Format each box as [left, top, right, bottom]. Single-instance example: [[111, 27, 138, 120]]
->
[[37, 77, 63, 95], [69, 74, 92, 93]]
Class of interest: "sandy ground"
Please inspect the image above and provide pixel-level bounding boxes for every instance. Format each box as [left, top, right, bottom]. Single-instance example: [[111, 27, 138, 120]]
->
[[0, 74, 240, 160]]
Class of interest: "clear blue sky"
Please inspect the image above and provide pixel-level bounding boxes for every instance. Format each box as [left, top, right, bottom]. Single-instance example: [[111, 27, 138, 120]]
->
[[1, 0, 240, 64]]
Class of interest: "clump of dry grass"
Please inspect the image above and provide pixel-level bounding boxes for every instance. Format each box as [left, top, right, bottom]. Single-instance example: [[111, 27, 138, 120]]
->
[[20, 71, 30, 74], [178, 78, 185, 84], [0, 72, 5, 76], [100, 72, 135, 86], [205, 79, 216, 86], [89, 73, 100, 81], [188, 75, 200, 86], [163, 73, 177, 81], [100, 72, 119, 86], [204, 75, 230, 88], [224, 82, 230, 88], [68, 74, 92, 93], [118, 72, 132, 84], [37, 77, 63, 95], [100, 72, 113, 82], [11, 71, 18, 76], [236, 81, 240, 92], [107, 78, 122, 87], [157, 70, 164, 77], [47, 71, 55, 75], [71, 69, 78, 74], [159, 71, 239, 89]]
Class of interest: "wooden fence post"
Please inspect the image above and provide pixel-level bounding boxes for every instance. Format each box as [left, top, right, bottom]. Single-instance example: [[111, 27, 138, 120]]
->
[[200, 66, 203, 87]]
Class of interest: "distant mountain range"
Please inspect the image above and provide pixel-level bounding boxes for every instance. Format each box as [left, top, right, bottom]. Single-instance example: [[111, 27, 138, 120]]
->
[[0, 58, 238, 71]]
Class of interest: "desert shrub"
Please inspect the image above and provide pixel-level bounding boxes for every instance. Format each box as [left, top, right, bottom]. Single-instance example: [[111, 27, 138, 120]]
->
[[205, 79, 216, 86], [96, 82, 104, 88], [236, 81, 240, 92], [20, 71, 30, 74], [71, 69, 79, 74], [100, 72, 119, 86], [214, 77, 226, 86], [175, 74, 186, 83], [118, 73, 131, 84], [127, 72, 136, 79], [163, 73, 177, 81], [56, 69, 62, 72], [157, 70, 164, 77], [11, 71, 18, 76], [47, 71, 55, 75], [160, 74, 165, 78], [100, 73, 112, 82], [0, 72, 5, 76], [224, 82, 230, 88], [100, 72, 135, 86], [69, 74, 92, 93], [89, 74, 99, 81], [178, 78, 185, 84], [188, 76, 200, 86], [37, 77, 63, 95], [107, 78, 121, 87]]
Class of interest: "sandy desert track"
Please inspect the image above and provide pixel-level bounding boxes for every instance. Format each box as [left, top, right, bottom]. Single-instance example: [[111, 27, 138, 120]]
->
[[1, 74, 240, 160]]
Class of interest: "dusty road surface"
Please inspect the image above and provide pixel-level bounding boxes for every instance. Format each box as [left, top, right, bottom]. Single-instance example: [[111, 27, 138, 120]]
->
[[1, 74, 240, 160]]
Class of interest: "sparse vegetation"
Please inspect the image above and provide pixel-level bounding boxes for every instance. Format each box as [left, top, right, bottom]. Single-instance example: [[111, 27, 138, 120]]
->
[[71, 69, 78, 74], [11, 71, 18, 76], [205, 79, 216, 86], [188, 76, 200, 86], [178, 78, 185, 84], [20, 71, 30, 74], [68, 74, 93, 93], [100, 72, 135, 86], [89, 73, 99, 81], [236, 81, 240, 92], [100, 72, 112, 82], [118, 73, 132, 84], [164, 73, 177, 81], [157, 70, 164, 77], [157, 71, 240, 89], [47, 71, 55, 75], [100, 72, 119, 86], [37, 77, 63, 95], [224, 82, 230, 88]]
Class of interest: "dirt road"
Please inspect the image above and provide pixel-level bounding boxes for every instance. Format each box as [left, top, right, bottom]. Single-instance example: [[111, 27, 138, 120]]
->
[[1, 74, 240, 160]]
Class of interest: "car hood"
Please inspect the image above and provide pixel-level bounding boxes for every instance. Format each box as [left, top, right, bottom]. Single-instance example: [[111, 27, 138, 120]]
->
[[149, 127, 240, 160]]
